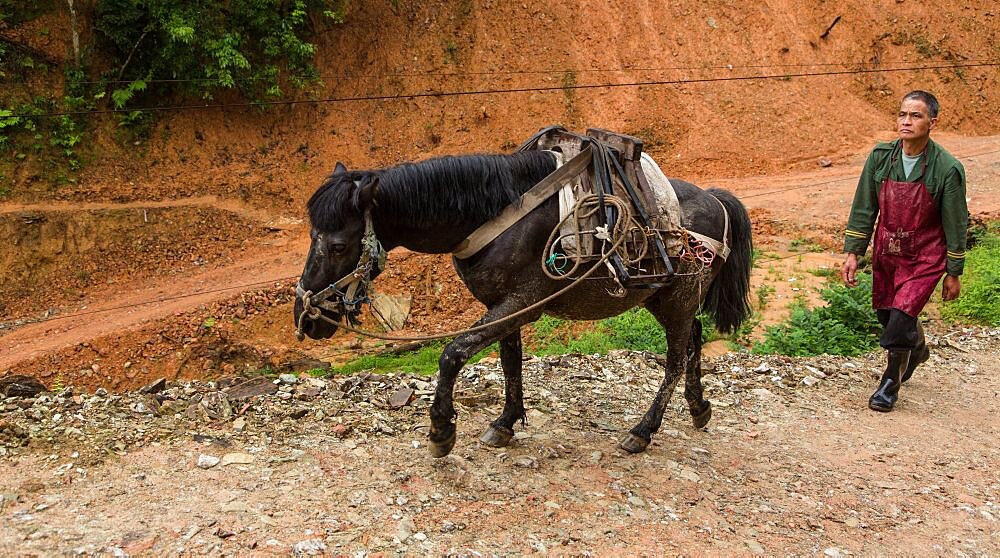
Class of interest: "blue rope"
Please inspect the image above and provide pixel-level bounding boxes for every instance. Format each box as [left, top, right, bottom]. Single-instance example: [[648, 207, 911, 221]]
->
[[545, 252, 568, 274]]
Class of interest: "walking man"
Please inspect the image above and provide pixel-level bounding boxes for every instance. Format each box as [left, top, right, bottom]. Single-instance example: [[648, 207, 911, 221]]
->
[[841, 90, 968, 412]]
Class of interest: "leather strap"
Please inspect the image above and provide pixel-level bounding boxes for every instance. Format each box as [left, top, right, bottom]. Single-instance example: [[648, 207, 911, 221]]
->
[[687, 196, 731, 261], [608, 152, 673, 274], [453, 145, 593, 259]]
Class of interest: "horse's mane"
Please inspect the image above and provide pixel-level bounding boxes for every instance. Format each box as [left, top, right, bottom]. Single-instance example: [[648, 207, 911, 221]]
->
[[307, 150, 556, 231]]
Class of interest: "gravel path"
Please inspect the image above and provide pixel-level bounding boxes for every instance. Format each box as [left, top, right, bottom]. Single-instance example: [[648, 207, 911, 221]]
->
[[2, 326, 997, 556]]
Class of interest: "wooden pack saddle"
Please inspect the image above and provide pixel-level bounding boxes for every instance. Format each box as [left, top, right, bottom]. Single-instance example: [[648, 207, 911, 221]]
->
[[519, 126, 685, 286], [452, 126, 695, 288]]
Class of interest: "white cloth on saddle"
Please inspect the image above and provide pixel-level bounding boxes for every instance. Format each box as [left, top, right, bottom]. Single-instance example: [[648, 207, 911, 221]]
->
[[638, 152, 682, 233], [552, 150, 727, 261], [641, 152, 729, 261]]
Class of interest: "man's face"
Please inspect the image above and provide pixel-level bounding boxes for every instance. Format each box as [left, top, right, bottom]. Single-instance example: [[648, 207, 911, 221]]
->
[[897, 98, 937, 141]]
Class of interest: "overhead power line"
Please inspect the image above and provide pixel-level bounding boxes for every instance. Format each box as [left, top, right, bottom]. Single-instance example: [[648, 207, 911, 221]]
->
[[65, 58, 995, 85], [7, 61, 997, 119]]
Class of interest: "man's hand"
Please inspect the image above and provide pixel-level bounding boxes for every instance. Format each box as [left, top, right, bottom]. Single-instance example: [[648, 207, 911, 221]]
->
[[942, 274, 961, 301], [841, 253, 859, 287]]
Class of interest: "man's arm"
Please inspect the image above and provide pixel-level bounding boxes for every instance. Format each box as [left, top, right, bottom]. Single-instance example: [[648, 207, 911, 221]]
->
[[941, 165, 968, 277], [843, 150, 882, 257], [842, 150, 882, 286]]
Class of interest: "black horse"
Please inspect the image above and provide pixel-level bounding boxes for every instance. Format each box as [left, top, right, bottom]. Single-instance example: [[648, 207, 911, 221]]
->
[[295, 149, 752, 458]]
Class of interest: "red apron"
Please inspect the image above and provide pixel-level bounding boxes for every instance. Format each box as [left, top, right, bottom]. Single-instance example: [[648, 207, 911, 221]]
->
[[871, 152, 947, 316]]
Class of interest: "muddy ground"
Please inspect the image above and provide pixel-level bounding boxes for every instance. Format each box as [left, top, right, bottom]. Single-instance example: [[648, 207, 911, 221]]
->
[[1, 139, 999, 554]]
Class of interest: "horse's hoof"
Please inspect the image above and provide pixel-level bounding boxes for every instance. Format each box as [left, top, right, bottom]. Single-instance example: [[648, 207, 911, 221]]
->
[[428, 431, 457, 458], [619, 433, 650, 454], [479, 424, 514, 448], [692, 401, 712, 429]]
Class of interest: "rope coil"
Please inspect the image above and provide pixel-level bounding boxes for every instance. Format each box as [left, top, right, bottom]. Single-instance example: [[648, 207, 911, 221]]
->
[[542, 193, 648, 281]]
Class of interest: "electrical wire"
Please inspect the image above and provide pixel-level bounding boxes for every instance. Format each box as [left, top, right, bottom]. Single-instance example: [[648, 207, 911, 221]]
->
[[7, 61, 997, 119], [64, 58, 997, 85]]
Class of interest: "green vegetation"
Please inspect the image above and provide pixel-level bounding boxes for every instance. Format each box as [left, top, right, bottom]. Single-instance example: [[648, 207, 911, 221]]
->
[[942, 223, 1000, 326], [443, 40, 459, 64], [333, 342, 457, 376], [530, 309, 667, 356], [789, 237, 823, 253], [1, 95, 88, 184], [93, 0, 347, 106], [306, 367, 331, 377], [807, 267, 839, 280], [1, 0, 347, 182], [756, 284, 775, 310], [0, 108, 18, 150], [753, 273, 880, 356], [328, 307, 730, 376]]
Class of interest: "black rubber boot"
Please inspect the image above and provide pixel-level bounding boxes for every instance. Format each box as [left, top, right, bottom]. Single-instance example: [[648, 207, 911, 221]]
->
[[901, 343, 929, 384], [869, 350, 910, 412]]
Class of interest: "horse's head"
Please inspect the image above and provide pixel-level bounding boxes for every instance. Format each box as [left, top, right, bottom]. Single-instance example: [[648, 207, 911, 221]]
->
[[294, 162, 383, 340]]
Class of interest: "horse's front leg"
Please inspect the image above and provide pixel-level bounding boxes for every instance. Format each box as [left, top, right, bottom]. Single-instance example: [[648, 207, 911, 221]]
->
[[479, 330, 524, 448], [620, 294, 695, 454], [428, 304, 535, 458]]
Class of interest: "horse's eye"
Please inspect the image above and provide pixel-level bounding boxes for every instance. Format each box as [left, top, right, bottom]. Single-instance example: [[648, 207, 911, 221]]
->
[[330, 243, 347, 254]]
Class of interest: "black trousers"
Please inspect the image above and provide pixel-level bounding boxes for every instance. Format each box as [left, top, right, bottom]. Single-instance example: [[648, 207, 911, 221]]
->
[[876, 308, 921, 350]]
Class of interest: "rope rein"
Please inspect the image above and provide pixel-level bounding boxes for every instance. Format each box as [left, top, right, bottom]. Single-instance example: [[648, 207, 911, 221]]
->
[[298, 225, 634, 342]]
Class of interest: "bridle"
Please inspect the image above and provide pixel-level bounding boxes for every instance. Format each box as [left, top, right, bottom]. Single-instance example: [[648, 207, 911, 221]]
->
[[295, 210, 386, 341]]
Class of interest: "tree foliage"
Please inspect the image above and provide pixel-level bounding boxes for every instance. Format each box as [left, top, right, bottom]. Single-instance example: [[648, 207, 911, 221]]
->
[[1, 0, 346, 182], [92, 0, 347, 107]]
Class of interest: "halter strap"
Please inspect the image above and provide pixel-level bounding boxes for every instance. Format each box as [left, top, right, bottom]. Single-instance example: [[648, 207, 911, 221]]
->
[[296, 210, 384, 310]]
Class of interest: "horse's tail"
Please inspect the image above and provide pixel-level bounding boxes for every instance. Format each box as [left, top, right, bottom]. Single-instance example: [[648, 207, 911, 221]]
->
[[703, 188, 753, 334]]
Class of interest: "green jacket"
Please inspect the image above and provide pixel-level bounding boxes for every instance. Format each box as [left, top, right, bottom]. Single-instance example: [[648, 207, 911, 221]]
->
[[844, 138, 968, 276]]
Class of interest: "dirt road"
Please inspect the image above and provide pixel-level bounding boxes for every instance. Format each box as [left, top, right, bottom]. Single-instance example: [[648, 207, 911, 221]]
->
[[3, 134, 999, 374]]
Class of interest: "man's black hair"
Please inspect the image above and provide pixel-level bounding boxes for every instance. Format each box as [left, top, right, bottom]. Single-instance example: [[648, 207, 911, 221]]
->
[[902, 90, 940, 119]]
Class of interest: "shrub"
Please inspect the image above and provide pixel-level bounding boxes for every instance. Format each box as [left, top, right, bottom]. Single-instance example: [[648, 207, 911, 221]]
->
[[753, 273, 880, 356], [0, 108, 19, 149], [942, 223, 1000, 326]]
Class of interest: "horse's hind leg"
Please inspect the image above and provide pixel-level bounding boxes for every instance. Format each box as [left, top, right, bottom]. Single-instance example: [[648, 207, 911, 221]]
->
[[620, 292, 695, 454], [684, 318, 712, 429], [480, 330, 525, 448]]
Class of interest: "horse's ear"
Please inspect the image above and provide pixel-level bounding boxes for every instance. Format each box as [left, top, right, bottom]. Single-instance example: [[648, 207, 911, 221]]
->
[[334, 162, 347, 174], [358, 176, 379, 208]]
